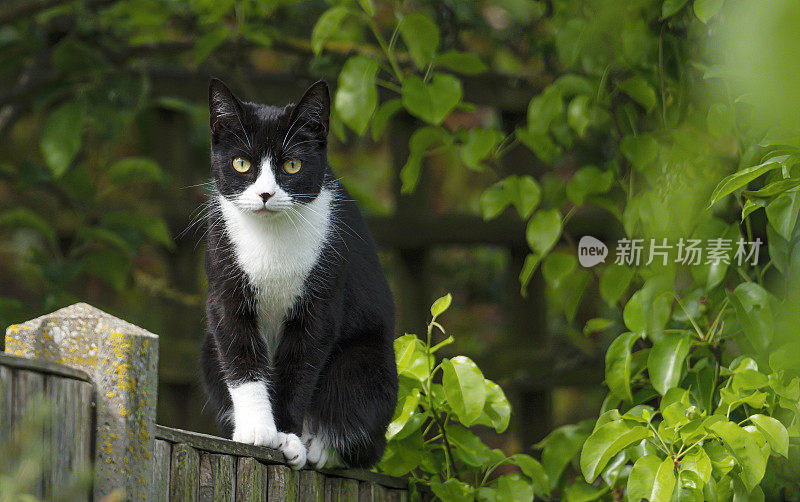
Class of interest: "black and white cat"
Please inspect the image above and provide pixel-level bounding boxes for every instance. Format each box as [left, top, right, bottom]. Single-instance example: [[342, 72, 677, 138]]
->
[[200, 79, 398, 470]]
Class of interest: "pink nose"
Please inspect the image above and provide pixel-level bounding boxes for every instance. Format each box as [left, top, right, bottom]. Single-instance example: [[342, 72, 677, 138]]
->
[[259, 192, 273, 202]]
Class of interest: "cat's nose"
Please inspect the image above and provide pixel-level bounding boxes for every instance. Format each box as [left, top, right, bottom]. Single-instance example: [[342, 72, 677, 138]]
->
[[259, 192, 274, 202]]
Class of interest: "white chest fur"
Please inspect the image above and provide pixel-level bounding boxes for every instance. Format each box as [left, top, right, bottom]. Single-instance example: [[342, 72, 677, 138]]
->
[[218, 189, 332, 357]]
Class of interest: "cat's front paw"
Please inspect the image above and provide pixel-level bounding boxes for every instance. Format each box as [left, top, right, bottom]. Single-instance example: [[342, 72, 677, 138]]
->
[[306, 436, 339, 469], [232, 419, 279, 447], [277, 432, 306, 469]]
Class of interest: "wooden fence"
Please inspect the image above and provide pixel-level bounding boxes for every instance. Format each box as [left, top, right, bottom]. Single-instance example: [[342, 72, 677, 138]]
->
[[2, 303, 410, 501]]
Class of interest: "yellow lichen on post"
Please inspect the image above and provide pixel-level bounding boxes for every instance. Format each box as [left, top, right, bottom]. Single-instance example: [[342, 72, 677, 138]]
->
[[4, 303, 159, 501]]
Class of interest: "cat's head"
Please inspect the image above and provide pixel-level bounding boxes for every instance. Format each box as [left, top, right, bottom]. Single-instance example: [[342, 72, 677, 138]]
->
[[208, 78, 330, 215]]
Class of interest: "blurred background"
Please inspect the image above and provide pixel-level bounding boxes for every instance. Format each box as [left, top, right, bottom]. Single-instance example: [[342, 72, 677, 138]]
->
[[1, 0, 798, 466]]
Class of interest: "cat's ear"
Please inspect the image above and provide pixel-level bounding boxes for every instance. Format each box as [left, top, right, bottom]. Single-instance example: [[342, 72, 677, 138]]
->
[[209, 78, 245, 133], [289, 81, 330, 136]]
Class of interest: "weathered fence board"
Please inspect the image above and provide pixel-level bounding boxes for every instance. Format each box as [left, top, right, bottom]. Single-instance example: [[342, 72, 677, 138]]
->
[[324, 477, 359, 502], [268, 465, 299, 501], [0, 356, 95, 501], [3, 304, 410, 501], [299, 470, 326, 501], [236, 457, 269, 501], [359, 482, 391, 502], [0, 365, 11, 437], [45, 376, 93, 496], [171, 443, 201, 501], [200, 453, 236, 502], [152, 439, 172, 502]]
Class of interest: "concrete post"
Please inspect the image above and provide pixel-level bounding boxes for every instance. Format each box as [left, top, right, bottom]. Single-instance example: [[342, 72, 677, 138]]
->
[[5, 303, 159, 501]]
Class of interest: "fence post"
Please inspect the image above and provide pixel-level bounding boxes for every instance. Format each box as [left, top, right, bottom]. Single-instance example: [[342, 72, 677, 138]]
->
[[5, 302, 159, 501]]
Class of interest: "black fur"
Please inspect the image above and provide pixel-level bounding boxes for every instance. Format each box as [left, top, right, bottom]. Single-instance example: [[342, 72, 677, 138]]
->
[[200, 79, 398, 468]]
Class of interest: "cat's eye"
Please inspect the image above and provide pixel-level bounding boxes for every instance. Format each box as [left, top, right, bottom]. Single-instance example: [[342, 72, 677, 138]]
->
[[283, 159, 302, 174], [232, 157, 251, 173]]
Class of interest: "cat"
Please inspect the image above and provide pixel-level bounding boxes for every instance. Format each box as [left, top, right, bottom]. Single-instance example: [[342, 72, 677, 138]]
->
[[200, 78, 398, 470]]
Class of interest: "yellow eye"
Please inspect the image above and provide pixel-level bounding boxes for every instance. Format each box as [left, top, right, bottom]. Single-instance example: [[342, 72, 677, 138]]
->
[[283, 159, 302, 174], [232, 157, 251, 173]]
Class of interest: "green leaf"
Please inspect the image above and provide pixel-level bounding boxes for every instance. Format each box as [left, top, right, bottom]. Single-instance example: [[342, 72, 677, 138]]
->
[[519, 253, 541, 296], [694, 0, 725, 23], [393, 335, 432, 385], [682, 448, 712, 484], [566, 166, 613, 206], [335, 55, 379, 135], [648, 332, 691, 395], [526, 209, 562, 255], [378, 429, 424, 476], [446, 423, 498, 467], [357, 0, 375, 16], [605, 332, 640, 402], [474, 380, 511, 433], [400, 127, 448, 193], [442, 356, 486, 425], [430, 293, 452, 318], [627, 455, 676, 502], [0, 208, 57, 246], [728, 283, 775, 352], [430, 478, 474, 502], [599, 264, 634, 306], [193, 26, 229, 63], [311, 6, 353, 54], [708, 158, 785, 207], [584, 318, 614, 336], [40, 102, 83, 178], [621, 134, 658, 171], [563, 478, 608, 501], [459, 129, 503, 170], [743, 178, 800, 198], [580, 420, 651, 482], [538, 423, 591, 490], [481, 175, 541, 220], [516, 128, 561, 162], [107, 157, 163, 184], [662, 0, 690, 18], [386, 389, 421, 441], [618, 76, 657, 113], [509, 454, 549, 496], [398, 13, 439, 70], [707, 421, 766, 492], [567, 95, 592, 137], [101, 211, 173, 249], [748, 414, 789, 458], [434, 50, 487, 75], [495, 473, 534, 502], [543, 251, 577, 288], [401, 74, 462, 125], [371, 99, 402, 141], [527, 87, 563, 133], [766, 191, 800, 240], [514, 176, 542, 219]]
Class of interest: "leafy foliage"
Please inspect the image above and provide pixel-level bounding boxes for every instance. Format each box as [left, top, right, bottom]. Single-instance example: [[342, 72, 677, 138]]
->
[[305, 0, 800, 499], [380, 294, 549, 501]]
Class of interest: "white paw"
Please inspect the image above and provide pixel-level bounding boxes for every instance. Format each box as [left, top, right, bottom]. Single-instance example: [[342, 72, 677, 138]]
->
[[305, 436, 334, 469], [278, 432, 306, 469], [232, 419, 278, 447]]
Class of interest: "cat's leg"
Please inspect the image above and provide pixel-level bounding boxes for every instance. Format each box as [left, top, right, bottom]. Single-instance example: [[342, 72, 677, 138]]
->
[[204, 297, 307, 467], [304, 335, 398, 469], [200, 332, 233, 438]]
